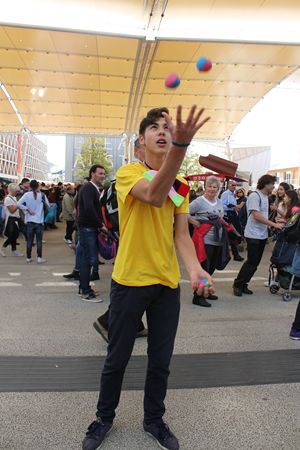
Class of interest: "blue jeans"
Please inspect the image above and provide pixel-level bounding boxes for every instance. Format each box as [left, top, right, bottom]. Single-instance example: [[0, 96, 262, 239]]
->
[[75, 236, 98, 273], [78, 227, 99, 294], [288, 245, 300, 276], [27, 222, 43, 258]]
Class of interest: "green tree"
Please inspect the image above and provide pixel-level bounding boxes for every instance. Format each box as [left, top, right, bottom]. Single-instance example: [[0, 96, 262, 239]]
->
[[75, 137, 113, 181], [178, 150, 203, 190]]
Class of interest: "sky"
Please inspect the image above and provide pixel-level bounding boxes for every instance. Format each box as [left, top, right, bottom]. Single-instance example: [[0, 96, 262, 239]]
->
[[42, 73, 300, 172]]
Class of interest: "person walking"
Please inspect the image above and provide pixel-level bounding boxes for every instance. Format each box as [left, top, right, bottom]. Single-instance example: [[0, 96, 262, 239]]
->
[[0, 183, 23, 257], [81, 105, 214, 450], [189, 175, 225, 307], [233, 175, 283, 296], [77, 165, 106, 301], [62, 185, 75, 244], [17, 180, 49, 263], [221, 180, 244, 261]]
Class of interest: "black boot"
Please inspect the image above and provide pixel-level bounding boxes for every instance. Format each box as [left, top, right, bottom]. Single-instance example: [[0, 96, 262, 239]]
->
[[193, 293, 211, 307], [63, 270, 80, 280]]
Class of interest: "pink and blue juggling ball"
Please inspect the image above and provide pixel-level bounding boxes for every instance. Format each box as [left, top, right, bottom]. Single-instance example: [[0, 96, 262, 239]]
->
[[165, 73, 181, 88]]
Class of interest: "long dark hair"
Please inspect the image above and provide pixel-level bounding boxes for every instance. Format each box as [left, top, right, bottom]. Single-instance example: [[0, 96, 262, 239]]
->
[[285, 190, 300, 218], [30, 179, 39, 199]]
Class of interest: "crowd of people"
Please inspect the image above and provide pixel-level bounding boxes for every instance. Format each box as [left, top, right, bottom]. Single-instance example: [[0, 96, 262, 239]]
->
[[1, 106, 300, 450]]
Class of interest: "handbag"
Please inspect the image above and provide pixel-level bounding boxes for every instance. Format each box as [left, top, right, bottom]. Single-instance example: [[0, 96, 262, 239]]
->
[[41, 193, 50, 217]]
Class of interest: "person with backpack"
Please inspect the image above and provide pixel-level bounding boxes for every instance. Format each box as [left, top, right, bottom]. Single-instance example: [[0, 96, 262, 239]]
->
[[233, 175, 283, 297]]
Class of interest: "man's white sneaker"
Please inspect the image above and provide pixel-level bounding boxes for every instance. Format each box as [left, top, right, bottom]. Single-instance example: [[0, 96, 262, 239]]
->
[[37, 257, 46, 264], [26, 258, 33, 263], [0, 248, 6, 257], [12, 251, 23, 257], [64, 239, 73, 245]]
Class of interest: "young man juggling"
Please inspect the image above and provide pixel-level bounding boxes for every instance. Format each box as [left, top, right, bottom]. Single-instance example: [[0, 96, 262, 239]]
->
[[82, 105, 214, 450]]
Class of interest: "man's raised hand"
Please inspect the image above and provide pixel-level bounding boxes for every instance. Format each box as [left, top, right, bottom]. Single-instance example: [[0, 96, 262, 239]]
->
[[162, 105, 210, 147]]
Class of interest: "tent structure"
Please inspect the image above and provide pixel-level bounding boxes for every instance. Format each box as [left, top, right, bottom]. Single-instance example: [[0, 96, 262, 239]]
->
[[0, 0, 299, 141]]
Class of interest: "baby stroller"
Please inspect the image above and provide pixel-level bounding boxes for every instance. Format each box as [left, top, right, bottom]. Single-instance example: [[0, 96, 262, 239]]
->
[[269, 213, 300, 301]]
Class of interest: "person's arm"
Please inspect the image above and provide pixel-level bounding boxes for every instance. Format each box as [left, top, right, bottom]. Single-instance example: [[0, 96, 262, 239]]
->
[[252, 211, 283, 229], [131, 105, 210, 207], [174, 213, 214, 296], [236, 200, 245, 211]]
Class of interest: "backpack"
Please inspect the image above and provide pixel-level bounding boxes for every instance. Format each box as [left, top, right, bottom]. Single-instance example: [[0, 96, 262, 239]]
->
[[100, 180, 119, 232], [98, 230, 118, 260], [284, 211, 300, 244]]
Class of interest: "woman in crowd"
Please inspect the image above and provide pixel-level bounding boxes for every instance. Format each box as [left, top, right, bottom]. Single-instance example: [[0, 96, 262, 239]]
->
[[271, 182, 290, 225], [0, 183, 23, 257], [235, 187, 247, 233], [18, 179, 49, 263], [189, 176, 229, 308], [285, 190, 300, 218]]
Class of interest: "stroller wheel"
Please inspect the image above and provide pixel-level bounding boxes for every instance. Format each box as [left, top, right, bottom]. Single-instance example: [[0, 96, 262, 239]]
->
[[282, 292, 292, 302], [270, 284, 279, 294]]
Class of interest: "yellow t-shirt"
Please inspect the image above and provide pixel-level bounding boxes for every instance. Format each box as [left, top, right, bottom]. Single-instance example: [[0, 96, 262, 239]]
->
[[112, 162, 189, 289]]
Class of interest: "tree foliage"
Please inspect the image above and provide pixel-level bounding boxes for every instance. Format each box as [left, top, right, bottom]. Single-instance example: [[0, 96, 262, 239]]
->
[[75, 137, 113, 181], [178, 150, 204, 190]]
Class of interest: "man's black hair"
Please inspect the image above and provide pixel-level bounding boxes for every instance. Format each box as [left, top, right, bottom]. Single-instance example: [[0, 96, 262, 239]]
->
[[21, 177, 30, 184], [89, 165, 105, 179], [257, 175, 276, 190], [139, 107, 169, 136]]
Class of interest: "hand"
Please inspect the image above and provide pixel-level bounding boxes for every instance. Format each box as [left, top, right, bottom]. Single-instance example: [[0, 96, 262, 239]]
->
[[272, 222, 284, 230], [188, 218, 200, 228], [28, 208, 34, 215], [189, 267, 215, 297], [162, 105, 210, 147]]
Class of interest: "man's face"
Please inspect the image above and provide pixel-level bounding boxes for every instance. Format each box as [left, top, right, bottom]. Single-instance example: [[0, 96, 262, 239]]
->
[[140, 117, 171, 156], [228, 181, 236, 192], [91, 167, 106, 187], [266, 182, 275, 194], [23, 181, 30, 190]]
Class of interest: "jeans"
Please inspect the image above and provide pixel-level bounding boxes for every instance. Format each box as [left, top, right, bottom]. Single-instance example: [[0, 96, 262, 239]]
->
[[75, 236, 98, 273], [290, 246, 300, 277], [98, 305, 146, 333], [65, 220, 75, 241], [97, 281, 180, 425], [233, 238, 267, 289], [292, 301, 300, 331], [27, 222, 44, 258], [78, 227, 99, 294]]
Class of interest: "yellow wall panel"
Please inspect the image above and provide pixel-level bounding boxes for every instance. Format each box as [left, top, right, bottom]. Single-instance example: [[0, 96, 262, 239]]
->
[[97, 36, 139, 59], [4, 27, 55, 52]]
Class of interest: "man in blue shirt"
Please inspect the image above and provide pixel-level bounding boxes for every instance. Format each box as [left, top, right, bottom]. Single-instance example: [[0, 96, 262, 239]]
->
[[221, 180, 244, 262]]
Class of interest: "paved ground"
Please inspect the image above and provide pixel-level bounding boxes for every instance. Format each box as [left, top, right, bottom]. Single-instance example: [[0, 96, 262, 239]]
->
[[0, 225, 299, 450]]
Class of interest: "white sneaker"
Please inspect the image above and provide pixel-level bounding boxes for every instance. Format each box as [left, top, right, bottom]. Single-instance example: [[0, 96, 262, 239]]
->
[[264, 281, 270, 287], [37, 257, 46, 264], [0, 248, 6, 257], [12, 251, 24, 257], [26, 258, 33, 263], [64, 239, 73, 245]]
